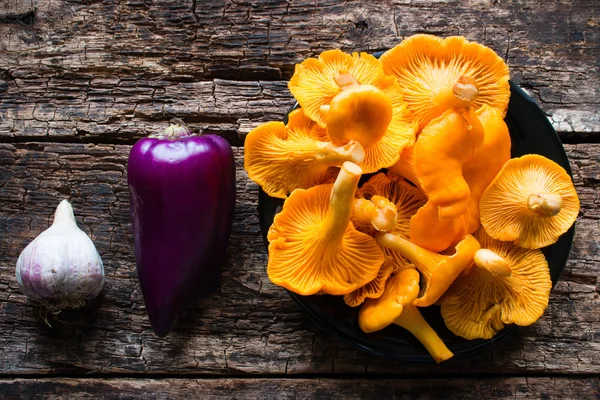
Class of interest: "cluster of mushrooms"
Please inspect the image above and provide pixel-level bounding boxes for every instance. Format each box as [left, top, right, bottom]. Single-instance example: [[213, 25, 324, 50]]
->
[[243, 35, 580, 363]]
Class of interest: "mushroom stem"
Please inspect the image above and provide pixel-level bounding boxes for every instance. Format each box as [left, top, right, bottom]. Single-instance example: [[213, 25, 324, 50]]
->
[[481, 304, 501, 324], [322, 162, 363, 244], [394, 304, 454, 363], [376, 233, 441, 277], [431, 75, 479, 117], [353, 196, 398, 232], [317, 140, 366, 165], [474, 249, 512, 277], [377, 233, 480, 307], [334, 70, 360, 90], [527, 192, 563, 217], [453, 75, 479, 103]]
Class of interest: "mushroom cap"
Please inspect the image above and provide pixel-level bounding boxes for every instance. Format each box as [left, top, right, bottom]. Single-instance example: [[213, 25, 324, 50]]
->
[[326, 84, 393, 149], [244, 109, 364, 199], [479, 154, 580, 249], [358, 268, 421, 333], [288, 49, 417, 173], [267, 182, 385, 296], [440, 228, 552, 339], [462, 104, 512, 233], [380, 34, 510, 130]]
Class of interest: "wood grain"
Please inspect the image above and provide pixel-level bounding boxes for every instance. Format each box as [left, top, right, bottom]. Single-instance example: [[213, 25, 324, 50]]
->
[[0, 144, 597, 376], [1, 0, 599, 142], [1, 377, 599, 400]]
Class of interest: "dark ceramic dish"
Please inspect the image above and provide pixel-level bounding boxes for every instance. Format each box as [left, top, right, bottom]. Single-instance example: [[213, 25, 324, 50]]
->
[[257, 81, 575, 362]]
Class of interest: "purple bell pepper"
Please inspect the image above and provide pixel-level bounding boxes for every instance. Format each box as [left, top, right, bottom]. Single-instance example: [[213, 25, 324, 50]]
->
[[128, 123, 236, 337]]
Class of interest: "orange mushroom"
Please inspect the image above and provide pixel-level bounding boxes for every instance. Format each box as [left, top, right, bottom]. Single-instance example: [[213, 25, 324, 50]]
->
[[267, 162, 385, 296], [404, 76, 485, 252], [381, 34, 510, 130], [359, 268, 454, 363], [440, 228, 552, 339], [376, 233, 480, 307], [343, 173, 425, 307], [354, 172, 427, 270], [413, 82, 485, 221], [244, 109, 365, 198], [288, 49, 417, 173], [408, 103, 511, 251], [479, 154, 580, 249]]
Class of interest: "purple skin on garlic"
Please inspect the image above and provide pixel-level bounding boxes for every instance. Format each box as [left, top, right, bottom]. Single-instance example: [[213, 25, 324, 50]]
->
[[15, 200, 105, 311]]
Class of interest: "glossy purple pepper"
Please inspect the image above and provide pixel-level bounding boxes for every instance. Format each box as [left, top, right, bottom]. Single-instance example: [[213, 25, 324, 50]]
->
[[128, 123, 236, 337]]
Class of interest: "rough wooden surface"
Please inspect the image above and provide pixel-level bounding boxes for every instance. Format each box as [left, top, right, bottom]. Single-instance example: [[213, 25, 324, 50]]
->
[[1, 0, 599, 143], [0, 145, 598, 377], [1, 377, 599, 399], [1, 0, 599, 397]]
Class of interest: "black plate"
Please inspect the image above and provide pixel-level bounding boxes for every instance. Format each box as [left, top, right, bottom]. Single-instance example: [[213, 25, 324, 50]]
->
[[257, 81, 575, 362]]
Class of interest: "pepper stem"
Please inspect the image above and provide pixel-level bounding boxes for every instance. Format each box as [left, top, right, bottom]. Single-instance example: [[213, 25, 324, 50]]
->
[[394, 304, 454, 363], [162, 124, 193, 140], [353, 196, 397, 232], [527, 192, 563, 217], [321, 162, 363, 244], [474, 249, 512, 277], [334, 70, 360, 90]]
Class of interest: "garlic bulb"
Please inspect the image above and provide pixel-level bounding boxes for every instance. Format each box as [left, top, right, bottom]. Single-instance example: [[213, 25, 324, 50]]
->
[[16, 200, 105, 310]]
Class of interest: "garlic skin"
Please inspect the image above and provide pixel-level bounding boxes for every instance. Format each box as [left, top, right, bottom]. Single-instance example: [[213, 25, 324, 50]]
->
[[16, 200, 105, 310]]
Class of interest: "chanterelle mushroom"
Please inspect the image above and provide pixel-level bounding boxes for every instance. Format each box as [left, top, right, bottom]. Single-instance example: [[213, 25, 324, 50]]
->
[[440, 228, 552, 340], [288, 49, 417, 173], [405, 78, 482, 252], [413, 79, 485, 221], [267, 162, 384, 296], [479, 154, 580, 249], [359, 269, 454, 363], [344, 173, 425, 307], [381, 34, 510, 130], [376, 233, 480, 307], [244, 109, 365, 199]]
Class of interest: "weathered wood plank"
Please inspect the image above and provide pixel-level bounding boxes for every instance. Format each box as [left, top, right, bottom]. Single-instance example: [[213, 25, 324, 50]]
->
[[0, 0, 598, 141], [1, 377, 599, 400], [0, 143, 598, 376]]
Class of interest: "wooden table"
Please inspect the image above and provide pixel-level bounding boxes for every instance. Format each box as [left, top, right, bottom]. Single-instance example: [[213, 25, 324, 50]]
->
[[1, 1, 598, 398]]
